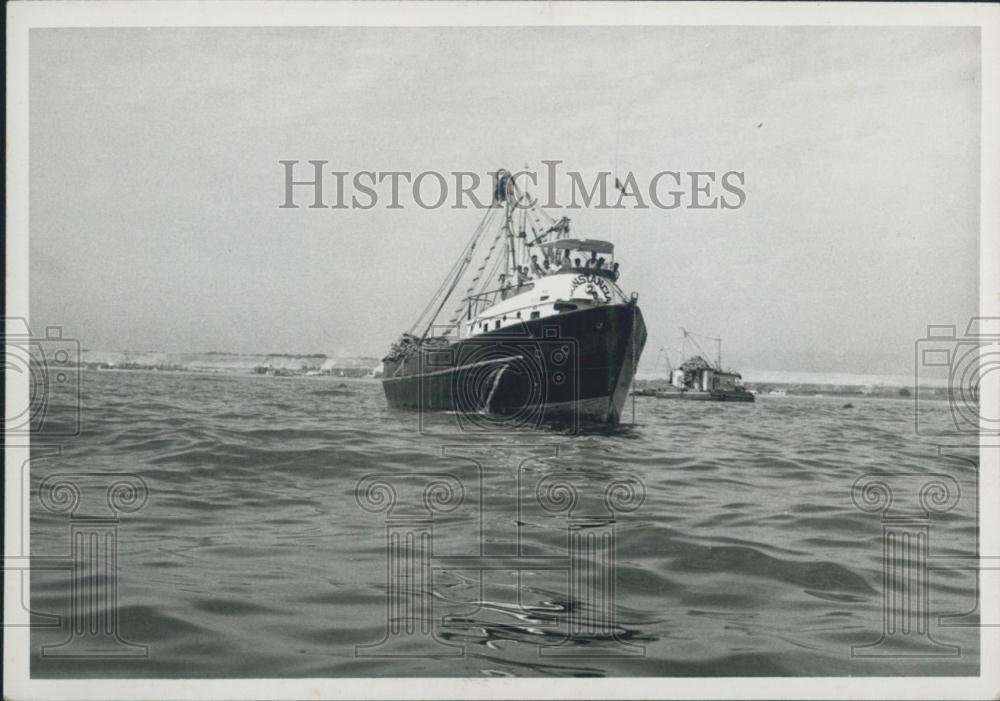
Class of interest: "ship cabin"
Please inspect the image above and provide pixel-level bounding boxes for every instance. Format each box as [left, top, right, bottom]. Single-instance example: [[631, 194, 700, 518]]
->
[[537, 238, 619, 280], [670, 360, 746, 393], [461, 238, 628, 338]]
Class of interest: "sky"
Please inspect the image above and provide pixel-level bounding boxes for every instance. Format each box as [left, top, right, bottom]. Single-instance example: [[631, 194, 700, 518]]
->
[[29, 26, 980, 375]]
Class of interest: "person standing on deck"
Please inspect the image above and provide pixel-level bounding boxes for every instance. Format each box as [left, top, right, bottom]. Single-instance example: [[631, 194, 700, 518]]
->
[[531, 255, 545, 278], [545, 254, 559, 274]]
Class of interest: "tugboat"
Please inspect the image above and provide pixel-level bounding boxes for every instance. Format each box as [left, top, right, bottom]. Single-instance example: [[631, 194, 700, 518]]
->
[[637, 329, 754, 402], [381, 169, 646, 425]]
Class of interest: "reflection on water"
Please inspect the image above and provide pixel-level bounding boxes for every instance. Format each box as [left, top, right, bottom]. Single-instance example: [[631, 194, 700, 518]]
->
[[29, 371, 979, 677]]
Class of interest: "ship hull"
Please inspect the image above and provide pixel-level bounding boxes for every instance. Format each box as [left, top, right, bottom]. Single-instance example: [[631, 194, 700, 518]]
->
[[382, 303, 646, 425], [646, 389, 755, 402]]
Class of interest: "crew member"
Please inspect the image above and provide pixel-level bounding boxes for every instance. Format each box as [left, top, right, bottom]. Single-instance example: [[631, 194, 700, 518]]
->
[[531, 255, 545, 278]]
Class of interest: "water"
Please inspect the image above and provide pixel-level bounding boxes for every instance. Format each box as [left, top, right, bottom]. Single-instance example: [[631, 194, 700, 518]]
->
[[29, 371, 979, 677]]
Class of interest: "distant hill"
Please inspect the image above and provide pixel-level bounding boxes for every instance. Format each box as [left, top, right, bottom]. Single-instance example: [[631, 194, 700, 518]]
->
[[730, 349, 914, 376], [81, 350, 380, 373], [637, 347, 920, 384], [632, 346, 946, 387]]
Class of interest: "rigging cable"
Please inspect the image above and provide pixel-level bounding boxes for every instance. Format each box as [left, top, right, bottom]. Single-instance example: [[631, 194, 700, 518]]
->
[[447, 214, 505, 329], [409, 206, 496, 338]]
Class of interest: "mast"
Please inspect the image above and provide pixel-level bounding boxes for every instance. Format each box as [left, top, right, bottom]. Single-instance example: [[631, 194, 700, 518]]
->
[[407, 167, 571, 343], [681, 328, 722, 370], [659, 346, 674, 377], [504, 196, 516, 275]]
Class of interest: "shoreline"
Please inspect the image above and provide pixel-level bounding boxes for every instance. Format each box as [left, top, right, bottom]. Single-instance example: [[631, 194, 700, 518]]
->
[[78, 366, 959, 401]]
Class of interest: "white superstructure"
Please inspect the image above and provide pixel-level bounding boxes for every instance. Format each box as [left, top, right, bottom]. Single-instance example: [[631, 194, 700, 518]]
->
[[461, 270, 628, 338]]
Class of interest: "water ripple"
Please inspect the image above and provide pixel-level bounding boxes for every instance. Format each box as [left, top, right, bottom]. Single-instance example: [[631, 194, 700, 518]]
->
[[28, 371, 978, 677]]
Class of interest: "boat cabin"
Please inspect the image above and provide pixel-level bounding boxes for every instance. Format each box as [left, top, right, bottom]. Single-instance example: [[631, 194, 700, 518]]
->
[[670, 356, 746, 392], [461, 238, 627, 338], [537, 238, 618, 280]]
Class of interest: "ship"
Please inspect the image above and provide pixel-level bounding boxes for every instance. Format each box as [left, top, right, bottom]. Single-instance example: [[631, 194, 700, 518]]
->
[[634, 329, 754, 402], [381, 169, 646, 426]]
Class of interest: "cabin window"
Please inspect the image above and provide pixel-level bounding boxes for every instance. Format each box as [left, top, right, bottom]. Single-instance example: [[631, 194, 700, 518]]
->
[[530, 311, 540, 320], [540, 295, 549, 301], [495, 320, 501, 329], [516, 311, 521, 318]]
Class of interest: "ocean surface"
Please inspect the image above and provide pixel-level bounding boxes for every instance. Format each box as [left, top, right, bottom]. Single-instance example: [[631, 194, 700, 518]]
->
[[28, 370, 980, 677]]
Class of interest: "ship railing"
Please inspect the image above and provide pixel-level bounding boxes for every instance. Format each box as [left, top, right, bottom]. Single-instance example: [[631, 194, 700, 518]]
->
[[462, 290, 499, 319], [463, 282, 535, 318], [564, 266, 618, 281]]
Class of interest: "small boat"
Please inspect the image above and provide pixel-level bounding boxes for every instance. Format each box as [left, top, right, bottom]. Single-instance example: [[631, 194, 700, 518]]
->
[[381, 169, 647, 425], [634, 330, 754, 403]]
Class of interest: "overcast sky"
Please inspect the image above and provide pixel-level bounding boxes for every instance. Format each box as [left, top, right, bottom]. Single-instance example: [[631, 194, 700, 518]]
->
[[29, 26, 979, 373]]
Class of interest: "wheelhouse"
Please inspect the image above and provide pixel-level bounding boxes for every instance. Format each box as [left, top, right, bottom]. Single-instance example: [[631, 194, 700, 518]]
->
[[537, 238, 617, 279], [460, 238, 627, 338]]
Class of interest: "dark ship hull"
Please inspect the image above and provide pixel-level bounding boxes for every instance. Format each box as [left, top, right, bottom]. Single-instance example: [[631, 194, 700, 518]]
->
[[382, 302, 646, 425]]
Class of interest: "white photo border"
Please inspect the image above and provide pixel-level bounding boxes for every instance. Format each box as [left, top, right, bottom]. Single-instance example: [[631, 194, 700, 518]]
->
[[5, 2, 999, 699]]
